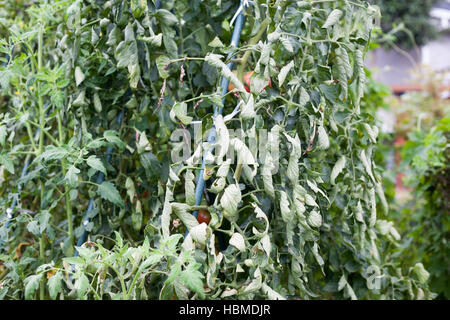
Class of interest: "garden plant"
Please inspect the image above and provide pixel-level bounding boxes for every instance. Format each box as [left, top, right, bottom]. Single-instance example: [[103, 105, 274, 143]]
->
[[0, 0, 434, 300]]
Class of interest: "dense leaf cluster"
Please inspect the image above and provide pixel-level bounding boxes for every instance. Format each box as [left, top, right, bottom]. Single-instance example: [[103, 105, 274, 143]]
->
[[398, 117, 449, 299], [368, 86, 449, 300], [0, 0, 431, 299]]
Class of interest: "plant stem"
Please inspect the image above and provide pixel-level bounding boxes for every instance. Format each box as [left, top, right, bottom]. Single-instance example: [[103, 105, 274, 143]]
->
[[36, 25, 46, 300], [9, 151, 36, 156], [26, 120, 61, 146], [125, 270, 142, 299], [189, 205, 209, 211], [168, 57, 204, 65], [237, 18, 270, 79], [25, 122, 38, 151], [234, 163, 243, 183], [181, 93, 217, 104], [57, 110, 74, 256], [312, 0, 366, 9]]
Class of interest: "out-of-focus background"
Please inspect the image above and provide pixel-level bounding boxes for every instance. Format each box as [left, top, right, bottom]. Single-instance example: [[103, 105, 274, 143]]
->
[[367, 0, 449, 299]]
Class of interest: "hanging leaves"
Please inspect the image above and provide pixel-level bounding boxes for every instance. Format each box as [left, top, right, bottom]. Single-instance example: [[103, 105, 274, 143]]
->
[[220, 184, 242, 219], [0, 0, 431, 302], [331, 156, 346, 185], [278, 61, 294, 86]]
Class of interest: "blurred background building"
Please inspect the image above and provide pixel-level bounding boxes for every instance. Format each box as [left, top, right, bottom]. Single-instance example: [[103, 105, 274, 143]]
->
[[367, 0, 450, 96]]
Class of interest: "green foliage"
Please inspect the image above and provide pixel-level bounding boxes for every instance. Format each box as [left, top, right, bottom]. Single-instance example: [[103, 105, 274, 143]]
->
[[365, 73, 449, 300], [369, 0, 438, 49], [0, 0, 432, 300], [398, 117, 449, 299]]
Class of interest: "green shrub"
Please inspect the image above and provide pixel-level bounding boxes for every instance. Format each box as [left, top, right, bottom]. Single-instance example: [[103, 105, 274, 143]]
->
[[0, 0, 431, 299], [399, 117, 450, 299]]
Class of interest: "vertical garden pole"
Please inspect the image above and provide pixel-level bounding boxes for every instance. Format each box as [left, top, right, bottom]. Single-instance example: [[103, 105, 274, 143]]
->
[[75, 108, 125, 252], [190, 3, 247, 225]]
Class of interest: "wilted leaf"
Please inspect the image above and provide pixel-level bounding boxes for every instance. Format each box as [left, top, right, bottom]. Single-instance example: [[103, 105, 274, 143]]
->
[[229, 232, 245, 252], [323, 9, 342, 28]]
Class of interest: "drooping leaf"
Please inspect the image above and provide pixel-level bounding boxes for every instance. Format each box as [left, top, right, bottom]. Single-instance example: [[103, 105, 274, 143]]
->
[[104, 130, 126, 150], [180, 170, 194, 207], [65, 165, 80, 186], [86, 156, 106, 175], [75, 273, 90, 299], [220, 184, 241, 219], [172, 202, 198, 230], [322, 9, 343, 28], [97, 181, 124, 208], [74, 66, 85, 86], [330, 156, 346, 185], [278, 61, 294, 87], [48, 271, 64, 300], [317, 126, 330, 150], [0, 126, 6, 147], [229, 232, 245, 252], [24, 274, 42, 300], [205, 53, 246, 93]]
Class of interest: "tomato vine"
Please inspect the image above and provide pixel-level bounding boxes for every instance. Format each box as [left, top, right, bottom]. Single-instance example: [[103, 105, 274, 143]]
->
[[0, 0, 432, 300]]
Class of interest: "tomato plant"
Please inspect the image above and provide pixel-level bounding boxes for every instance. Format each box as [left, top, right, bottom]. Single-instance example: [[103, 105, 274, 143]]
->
[[0, 0, 433, 300]]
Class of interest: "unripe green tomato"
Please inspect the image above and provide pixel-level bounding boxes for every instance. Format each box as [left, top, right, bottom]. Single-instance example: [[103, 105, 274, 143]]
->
[[107, 109, 117, 121], [93, 93, 102, 113]]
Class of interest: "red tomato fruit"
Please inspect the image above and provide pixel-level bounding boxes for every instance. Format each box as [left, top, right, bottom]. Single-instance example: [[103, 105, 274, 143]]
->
[[197, 209, 211, 225]]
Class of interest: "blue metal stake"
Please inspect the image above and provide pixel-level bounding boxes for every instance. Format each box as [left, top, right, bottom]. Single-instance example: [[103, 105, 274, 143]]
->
[[188, 5, 247, 237], [75, 110, 124, 251]]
